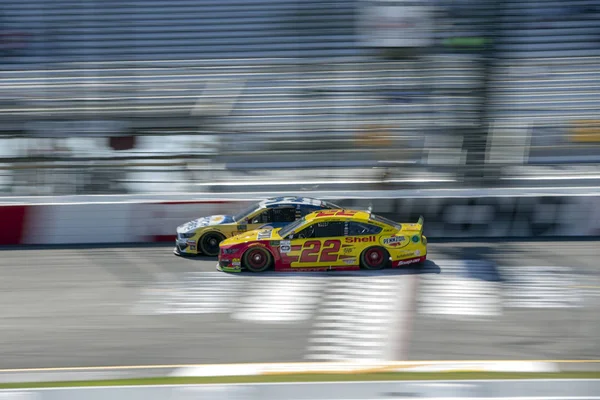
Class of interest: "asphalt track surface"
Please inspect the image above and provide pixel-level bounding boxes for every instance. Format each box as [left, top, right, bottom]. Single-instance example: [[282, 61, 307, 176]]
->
[[0, 241, 599, 371]]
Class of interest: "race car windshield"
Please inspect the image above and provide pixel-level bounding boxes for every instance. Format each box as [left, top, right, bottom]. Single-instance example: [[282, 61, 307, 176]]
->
[[233, 202, 261, 222], [279, 216, 307, 238], [370, 214, 402, 230]]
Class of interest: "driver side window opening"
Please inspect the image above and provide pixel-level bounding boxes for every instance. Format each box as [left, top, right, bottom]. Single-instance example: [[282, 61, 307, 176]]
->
[[251, 206, 297, 224], [296, 221, 345, 238], [271, 207, 297, 223], [346, 221, 382, 236]]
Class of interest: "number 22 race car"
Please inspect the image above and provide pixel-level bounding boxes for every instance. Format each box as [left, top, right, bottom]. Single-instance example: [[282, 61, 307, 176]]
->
[[217, 209, 427, 273], [174, 196, 341, 257]]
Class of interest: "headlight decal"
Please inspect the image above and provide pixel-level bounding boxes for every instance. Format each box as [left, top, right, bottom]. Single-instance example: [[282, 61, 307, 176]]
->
[[179, 231, 196, 239], [222, 248, 240, 255]]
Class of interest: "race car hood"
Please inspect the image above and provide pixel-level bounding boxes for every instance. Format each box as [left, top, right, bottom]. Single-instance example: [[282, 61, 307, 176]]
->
[[221, 228, 282, 245], [177, 215, 234, 233]]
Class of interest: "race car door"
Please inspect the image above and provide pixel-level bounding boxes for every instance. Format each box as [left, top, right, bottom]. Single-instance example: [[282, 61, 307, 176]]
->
[[285, 220, 346, 268]]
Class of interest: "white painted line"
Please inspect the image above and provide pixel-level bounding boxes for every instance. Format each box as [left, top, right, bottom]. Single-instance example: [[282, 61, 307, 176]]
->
[[170, 360, 562, 377], [308, 334, 387, 342], [389, 273, 418, 361], [501, 266, 584, 309], [132, 272, 244, 315], [312, 319, 393, 328], [388, 398, 600, 400], [304, 276, 411, 362], [0, 361, 595, 376], [170, 364, 260, 377], [397, 361, 559, 373], [232, 277, 325, 323], [316, 312, 392, 319], [418, 260, 502, 318], [504, 175, 600, 181]]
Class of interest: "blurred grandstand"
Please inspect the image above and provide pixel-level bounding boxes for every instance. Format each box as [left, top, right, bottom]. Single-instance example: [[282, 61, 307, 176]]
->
[[0, 0, 599, 195]]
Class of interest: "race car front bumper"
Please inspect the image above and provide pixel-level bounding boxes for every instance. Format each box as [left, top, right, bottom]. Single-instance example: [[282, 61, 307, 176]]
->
[[173, 238, 197, 256], [216, 256, 242, 272]]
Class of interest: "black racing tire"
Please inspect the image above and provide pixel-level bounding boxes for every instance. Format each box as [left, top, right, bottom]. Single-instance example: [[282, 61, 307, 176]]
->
[[243, 247, 273, 273], [199, 232, 226, 257], [360, 246, 389, 270]]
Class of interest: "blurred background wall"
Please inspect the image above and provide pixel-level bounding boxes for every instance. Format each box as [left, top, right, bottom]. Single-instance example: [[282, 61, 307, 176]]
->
[[0, 0, 598, 195]]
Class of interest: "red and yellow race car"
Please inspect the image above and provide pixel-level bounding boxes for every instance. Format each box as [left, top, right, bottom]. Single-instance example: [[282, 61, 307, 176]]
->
[[217, 209, 427, 273]]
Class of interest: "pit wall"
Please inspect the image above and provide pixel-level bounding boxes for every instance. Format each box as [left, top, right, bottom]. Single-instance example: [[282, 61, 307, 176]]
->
[[1, 195, 599, 245]]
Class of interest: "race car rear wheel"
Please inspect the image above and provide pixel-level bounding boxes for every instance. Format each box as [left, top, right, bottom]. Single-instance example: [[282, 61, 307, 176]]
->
[[243, 247, 273, 273], [199, 232, 226, 257], [360, 246, 389, 270]]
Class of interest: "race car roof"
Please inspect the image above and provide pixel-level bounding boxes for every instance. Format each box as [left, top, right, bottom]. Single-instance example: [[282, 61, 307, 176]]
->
[[259, 196, 330, 208], [304, 209, 373, 223]]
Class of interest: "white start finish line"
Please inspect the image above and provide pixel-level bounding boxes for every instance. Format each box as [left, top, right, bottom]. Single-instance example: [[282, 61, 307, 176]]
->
[[417, 260, 584, 318]]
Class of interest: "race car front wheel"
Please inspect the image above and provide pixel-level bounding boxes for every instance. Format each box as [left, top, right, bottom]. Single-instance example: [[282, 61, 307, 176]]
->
[[199, 232, 225, 257], [243, 247, 273, 273], [360, 246, 389, 270]]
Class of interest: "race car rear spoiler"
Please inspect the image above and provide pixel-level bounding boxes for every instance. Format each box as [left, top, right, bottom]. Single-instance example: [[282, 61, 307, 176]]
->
[[402, 215, 424, 234], [416, 215, 424, 234]]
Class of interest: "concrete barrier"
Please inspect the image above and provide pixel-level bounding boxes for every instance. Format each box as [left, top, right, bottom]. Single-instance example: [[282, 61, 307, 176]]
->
[[1, 190, 599, 245], [0, 379, 599, 400]]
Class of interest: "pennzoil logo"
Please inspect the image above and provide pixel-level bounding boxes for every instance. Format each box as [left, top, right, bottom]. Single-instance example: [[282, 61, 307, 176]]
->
[[382, 235, 407, 246]]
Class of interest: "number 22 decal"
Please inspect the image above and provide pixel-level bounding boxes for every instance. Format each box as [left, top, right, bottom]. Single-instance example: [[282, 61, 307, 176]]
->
[[299, 240, 341, 263]]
